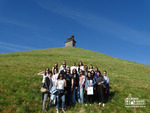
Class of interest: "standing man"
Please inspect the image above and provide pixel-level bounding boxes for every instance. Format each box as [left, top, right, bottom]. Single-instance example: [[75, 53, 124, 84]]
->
[[70, 62, 78, 74], [59, 60, 68, 73]]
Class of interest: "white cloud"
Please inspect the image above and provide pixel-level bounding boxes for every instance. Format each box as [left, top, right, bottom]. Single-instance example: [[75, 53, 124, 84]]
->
[[0, 41, 35, 53]]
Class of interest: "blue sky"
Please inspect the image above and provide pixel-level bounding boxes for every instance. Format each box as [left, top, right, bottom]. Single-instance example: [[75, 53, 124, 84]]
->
[[0, 0, 150, 66]]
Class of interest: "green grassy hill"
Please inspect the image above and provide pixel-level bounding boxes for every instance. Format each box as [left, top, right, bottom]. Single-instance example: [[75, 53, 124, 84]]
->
[[0, 47, 150, 113]]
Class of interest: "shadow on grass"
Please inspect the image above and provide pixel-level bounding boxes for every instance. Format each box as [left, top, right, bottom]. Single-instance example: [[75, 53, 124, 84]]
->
[[105, 89, 119, 103]]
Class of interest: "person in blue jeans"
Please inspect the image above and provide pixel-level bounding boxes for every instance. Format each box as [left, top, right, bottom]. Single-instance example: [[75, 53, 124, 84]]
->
[[77, 70, 85, 103], [55, 73, 66, 113], [71, 68, 79, 105]]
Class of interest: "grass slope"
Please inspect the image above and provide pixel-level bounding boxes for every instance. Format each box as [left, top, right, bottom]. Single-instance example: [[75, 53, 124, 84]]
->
[[0, 47, 150, 113]]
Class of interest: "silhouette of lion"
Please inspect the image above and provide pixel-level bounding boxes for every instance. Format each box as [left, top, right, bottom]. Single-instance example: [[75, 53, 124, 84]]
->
[[67, 35, 74, 40]]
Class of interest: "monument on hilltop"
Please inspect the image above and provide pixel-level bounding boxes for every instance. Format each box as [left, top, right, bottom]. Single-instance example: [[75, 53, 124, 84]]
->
[[65, 35, 76, 47]]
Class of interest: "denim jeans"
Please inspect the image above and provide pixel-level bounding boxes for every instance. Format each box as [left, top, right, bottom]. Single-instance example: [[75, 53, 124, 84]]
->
[[79, 84, 84, 103], [71, 86, 76, 104], [56, 93, 65, 110], [43, 93, 49, 110], [77, 85, 80, 103]]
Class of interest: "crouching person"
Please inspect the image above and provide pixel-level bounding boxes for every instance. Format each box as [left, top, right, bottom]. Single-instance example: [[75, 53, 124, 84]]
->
[[55, 73, 67, 113], [43, 71, 53, 111]]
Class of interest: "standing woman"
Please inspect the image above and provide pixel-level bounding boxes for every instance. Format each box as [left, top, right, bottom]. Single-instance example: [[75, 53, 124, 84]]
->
[[38, 67, 50, 101], [78, 61, 84, 72], [91, 70, 95, 78], [42, 71, 53, 111], [85, 72, 96, 105], [77, 70, 86, 103], [91, 70, 97, 101], [52, 62, 58, 74], [88, 64, 94, 72], [55, 73, 66, 113], [96, 71, 105, 107], [103, 70, 109, 97], [52, 68, 59, 84], [51, 68, 59, 104], [94, 67, 99, 78], [71, 68, 79, 105]]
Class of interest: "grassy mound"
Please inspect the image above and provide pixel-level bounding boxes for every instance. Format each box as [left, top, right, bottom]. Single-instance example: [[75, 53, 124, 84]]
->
[[0, 47, 149, 113]]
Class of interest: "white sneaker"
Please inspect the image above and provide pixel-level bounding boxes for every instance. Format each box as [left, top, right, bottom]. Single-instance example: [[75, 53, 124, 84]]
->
[[102, 103, 105, 107], [99, 102, 101, 106], [56, 109, 59, 113], [62, 109, 65, 113]]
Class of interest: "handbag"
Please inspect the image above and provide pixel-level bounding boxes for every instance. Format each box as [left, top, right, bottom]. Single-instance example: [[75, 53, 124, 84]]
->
[[40, 87, 47, 93]]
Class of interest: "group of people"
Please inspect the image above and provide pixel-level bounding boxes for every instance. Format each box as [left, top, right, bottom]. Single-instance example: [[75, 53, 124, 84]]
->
[[38, 60, 110, 113]]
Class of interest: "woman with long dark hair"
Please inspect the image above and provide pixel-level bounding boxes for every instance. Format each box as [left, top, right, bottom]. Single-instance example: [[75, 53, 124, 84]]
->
[[38, 67, 50, 85], [52, 68, 59, 84], [55, 73, 66, 113], [77, 70, 86, 103], [71, 68, 79, 105], [94, 67, 99, 78], [85, 71, 96, 106], [78, 61, 84, 72], [38, 68, 50, 102], [88, 64, 94, 72], [42, 71, 53, 111], [96, 71, 105, 107], [52, 62, 58, 74]]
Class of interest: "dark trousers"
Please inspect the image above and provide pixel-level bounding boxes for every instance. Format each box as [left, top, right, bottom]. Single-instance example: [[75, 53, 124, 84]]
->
[[97, 85, 105, 103], [86, 94, 94, 104], [66, 88, 71, 106]]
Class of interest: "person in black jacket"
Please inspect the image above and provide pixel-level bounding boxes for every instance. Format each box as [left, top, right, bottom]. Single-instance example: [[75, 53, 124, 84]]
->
[[63, 67, 74, 106], [71, 68, 79, 105], [96, 71, 105, 107], [43, 71, 53, 111]]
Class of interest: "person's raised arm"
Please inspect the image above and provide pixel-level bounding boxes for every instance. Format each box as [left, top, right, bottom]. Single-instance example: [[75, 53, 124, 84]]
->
[[38, 71, 44, 76]]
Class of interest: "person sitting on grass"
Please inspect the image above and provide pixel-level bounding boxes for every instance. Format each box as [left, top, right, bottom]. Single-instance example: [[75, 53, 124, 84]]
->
[[96, 71, 105, 107], [85, 71, 96, 106], [55, 73, 67, 113]]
